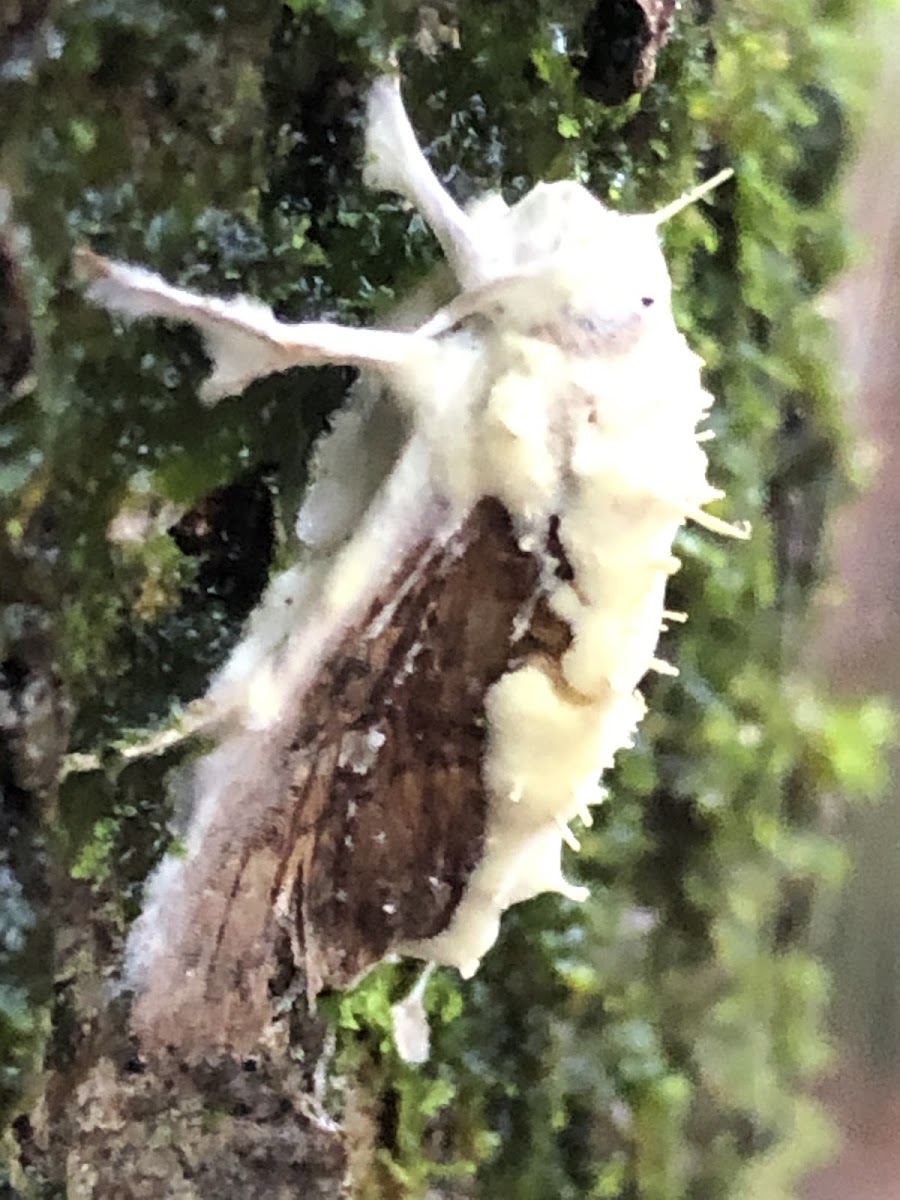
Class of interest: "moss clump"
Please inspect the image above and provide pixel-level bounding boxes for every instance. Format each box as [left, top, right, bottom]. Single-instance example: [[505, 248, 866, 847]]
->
[[0, 0, 887, 1196]]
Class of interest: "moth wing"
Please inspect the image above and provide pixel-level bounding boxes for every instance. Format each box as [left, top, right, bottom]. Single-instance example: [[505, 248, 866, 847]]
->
[[127, 497, 569, 1057]]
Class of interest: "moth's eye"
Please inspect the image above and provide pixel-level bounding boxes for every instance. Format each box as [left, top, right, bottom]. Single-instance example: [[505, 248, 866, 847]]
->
[[640, 296, 655, 308]]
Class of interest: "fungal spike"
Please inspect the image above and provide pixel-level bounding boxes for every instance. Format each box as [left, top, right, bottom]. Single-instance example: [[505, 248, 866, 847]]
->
[[651, 167, 735, 226], [653, 555, 682, 575], [577, 800, 595, 826], [686, 506, 752, 539], [696, 429, 716, 442], [557, 880, 590, 904], [662, 609, 688, 623], [649, 657, 679, 677], [556, 817, 581, 852]]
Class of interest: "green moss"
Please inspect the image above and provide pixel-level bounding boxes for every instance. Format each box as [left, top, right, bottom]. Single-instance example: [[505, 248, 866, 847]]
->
[[0, 0, 886, 1194]]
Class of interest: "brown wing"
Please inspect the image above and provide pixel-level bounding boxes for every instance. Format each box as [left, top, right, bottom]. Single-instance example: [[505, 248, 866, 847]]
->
[[284, 497, 571, 993], [130, 497, 570, 1057]]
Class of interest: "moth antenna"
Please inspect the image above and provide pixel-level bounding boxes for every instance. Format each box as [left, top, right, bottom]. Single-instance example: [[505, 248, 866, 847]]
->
[[651, 167, 735, 226]]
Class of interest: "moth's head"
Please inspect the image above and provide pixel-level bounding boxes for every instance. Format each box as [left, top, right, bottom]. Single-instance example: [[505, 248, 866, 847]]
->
[[581, 209, 674, 313], [495, 182, 669, 344], [580, 167, 734, 322], [497, 170, 732, 349]]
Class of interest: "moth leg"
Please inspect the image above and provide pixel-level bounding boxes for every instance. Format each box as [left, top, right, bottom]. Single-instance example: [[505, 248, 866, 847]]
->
[[59, 697, 218, 778], [76, 248, 423, 403], [364, 76, 500, 290]]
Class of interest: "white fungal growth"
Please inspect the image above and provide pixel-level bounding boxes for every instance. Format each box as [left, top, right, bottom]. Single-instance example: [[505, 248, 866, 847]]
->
[[77, 75, 742, 1008], [338, 727, 386, 774]]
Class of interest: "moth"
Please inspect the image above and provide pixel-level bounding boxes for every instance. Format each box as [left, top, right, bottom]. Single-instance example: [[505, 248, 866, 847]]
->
[[77, 76, 741, 1056]]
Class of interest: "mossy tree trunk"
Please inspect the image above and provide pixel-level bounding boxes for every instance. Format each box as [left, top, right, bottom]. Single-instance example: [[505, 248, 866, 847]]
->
[[0, 2, 883, 1198]]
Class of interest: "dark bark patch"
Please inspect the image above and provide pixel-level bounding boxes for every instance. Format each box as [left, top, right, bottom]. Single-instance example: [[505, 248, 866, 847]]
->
[[0, 229, 34, 400], [169, 470, 276, 618], [575, 0, 676, 106]]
